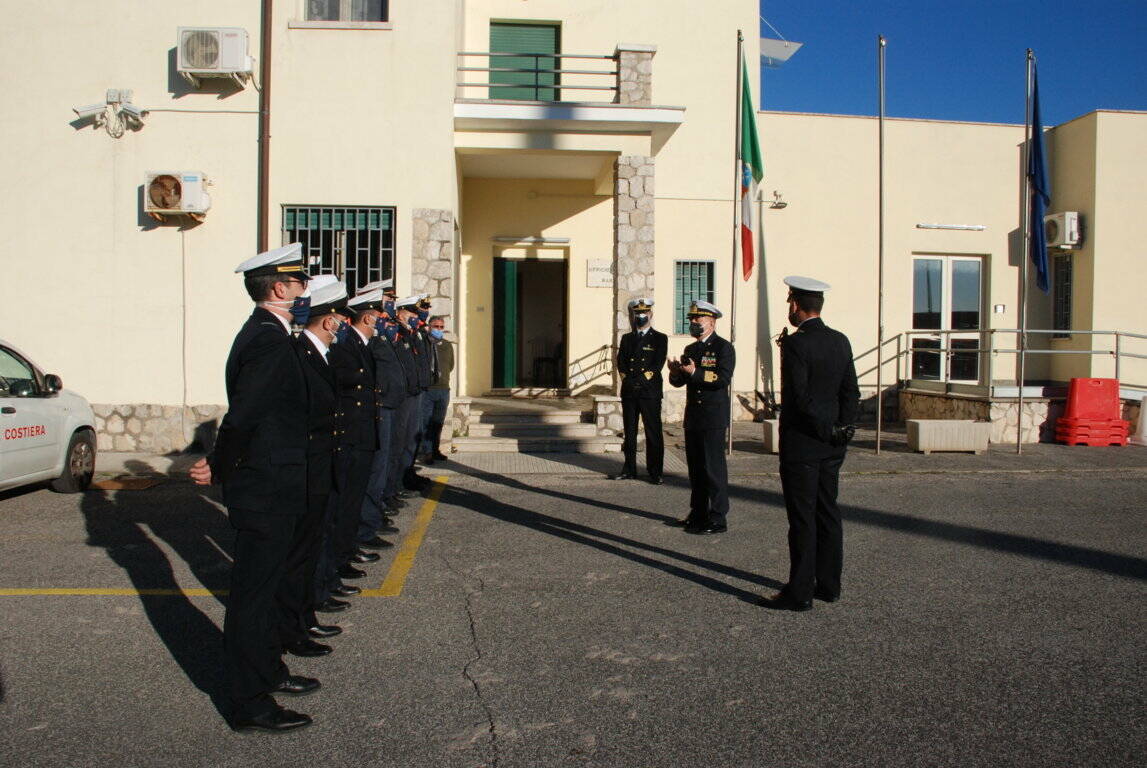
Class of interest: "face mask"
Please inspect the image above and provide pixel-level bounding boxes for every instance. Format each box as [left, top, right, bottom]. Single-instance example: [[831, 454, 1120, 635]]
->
[[328, 319, 347, 342], [407, 317, 420, 330], [288, 295, 311, 326], [634, 313, 650, 327], [334, 323, 350, 344], [688, 321, 704, 338], [383, 324, 398, 342], [375, 316, 387, 336], [383, 300, 396, 317], [429, 328, 444, 340], [417, 309, 429, 322]]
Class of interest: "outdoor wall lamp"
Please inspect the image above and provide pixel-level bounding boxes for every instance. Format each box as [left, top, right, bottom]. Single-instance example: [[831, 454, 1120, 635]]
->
[[769, 190, 788, 209]]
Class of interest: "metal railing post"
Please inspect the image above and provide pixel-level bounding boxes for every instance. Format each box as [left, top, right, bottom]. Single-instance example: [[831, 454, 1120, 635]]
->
[[1115, 332, 1122, 381]]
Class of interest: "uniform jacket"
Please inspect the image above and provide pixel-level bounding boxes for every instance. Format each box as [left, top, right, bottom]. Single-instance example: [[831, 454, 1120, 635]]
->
[[393, 327, 422, 397], [327, 328, 378, 451], [412, 325, 436, 390], [368, 333, 408, 409], [295, 332, 339, 497], [617, 328, 667, 400], [779, 317, 861, 461], [668, 332, 736, 430], [209, 307, 308, 515]]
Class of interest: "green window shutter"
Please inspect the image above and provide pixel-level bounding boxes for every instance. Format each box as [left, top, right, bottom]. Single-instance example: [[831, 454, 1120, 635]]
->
[[489, 22, 560, 101], [675, 261, 715, 334]]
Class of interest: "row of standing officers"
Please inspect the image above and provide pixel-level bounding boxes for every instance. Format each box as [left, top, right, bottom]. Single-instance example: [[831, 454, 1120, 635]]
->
[[189, 243, 453, 732]]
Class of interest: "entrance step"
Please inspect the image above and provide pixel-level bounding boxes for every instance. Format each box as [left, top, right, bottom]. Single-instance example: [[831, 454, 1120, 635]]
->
[[486, 388, 573, 398], [452, 435, 623, 453], [471, 410, 588, 426], [467, 422, 600, 438]]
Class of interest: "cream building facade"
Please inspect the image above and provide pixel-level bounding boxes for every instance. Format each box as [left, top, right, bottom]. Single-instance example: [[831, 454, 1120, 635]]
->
[[1, 0, 1144, 451]]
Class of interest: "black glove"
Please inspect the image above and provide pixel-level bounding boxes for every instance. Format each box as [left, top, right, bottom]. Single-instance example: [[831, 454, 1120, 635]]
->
[[830, 424, 855, 447]]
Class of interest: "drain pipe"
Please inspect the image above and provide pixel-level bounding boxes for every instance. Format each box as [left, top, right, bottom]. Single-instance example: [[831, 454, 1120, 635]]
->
[[257, 0, 273, 251]]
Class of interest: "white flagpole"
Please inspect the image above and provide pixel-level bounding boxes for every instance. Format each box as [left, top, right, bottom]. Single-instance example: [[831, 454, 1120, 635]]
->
[[728, 29, 743, 455], [1018, 50, 1034, 455], [876, 35, 886, 455]]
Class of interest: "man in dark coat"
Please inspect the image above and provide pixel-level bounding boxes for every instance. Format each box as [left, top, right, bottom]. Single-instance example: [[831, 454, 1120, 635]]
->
[[189, 243, 317, 732], [667, 300, 736, 534], [276, 275, 347, 656], [612, 297, 667, 484], [758, 276, 860, 612]]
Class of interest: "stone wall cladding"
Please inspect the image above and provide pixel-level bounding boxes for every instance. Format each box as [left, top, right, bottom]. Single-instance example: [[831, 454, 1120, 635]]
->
[[898, 390, 1071, 443], [92, 404, 226, 453], [411, 209, 455, 330], [615, 46, 655, 106], [614, 156, 655, 341]]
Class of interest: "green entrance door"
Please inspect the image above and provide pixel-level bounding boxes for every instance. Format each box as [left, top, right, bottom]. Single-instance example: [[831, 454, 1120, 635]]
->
[[493, 257, 519, 388], [489, 22, 560, 101]]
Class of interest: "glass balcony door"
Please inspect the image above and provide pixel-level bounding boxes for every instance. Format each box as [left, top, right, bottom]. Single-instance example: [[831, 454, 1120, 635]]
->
[[911, 255, 984, 383]]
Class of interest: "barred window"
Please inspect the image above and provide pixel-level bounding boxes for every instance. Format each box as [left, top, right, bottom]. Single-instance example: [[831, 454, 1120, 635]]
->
[[1053, 253, 1072, 338], [282, 206, 395, 294], [674, 261, 715, 335], [306, 0, 388, 22]]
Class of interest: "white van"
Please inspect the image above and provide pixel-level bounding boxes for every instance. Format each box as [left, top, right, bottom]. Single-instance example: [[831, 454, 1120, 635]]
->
[[0, 338, 96, 493]]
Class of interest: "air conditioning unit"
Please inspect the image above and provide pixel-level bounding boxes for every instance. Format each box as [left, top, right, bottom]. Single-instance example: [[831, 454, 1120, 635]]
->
[[177, 27, 253, 87], [144, 172, 212, 223], [1044, 211, 1081, 249]]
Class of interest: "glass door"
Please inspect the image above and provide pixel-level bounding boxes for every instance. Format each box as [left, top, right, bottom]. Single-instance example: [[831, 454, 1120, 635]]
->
[[911, 256, 983, 383]]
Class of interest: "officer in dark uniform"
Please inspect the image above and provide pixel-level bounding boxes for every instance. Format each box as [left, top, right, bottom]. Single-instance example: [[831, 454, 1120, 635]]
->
[[758, 276, 860, 612], [395, 295, 432, 493], [358, 279, 403, 549], [405, 295, 437, 490], [667, 300, 736, 534], [314, 288, 382, 611], [612, 297, 667, 484], [189, 243, 316, 732], [278, 275, 346, 654], [386, 297, 423, 509]]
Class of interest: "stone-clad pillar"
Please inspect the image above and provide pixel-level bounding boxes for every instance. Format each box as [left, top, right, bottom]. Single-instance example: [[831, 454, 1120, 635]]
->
[[614, 155, 656, 347], [410, 209, 455, 329], [615, 44, 656, 106]]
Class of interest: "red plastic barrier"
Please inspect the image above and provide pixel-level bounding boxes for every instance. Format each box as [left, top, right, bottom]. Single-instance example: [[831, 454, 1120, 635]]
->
[[1063, 378, 1121, 421]]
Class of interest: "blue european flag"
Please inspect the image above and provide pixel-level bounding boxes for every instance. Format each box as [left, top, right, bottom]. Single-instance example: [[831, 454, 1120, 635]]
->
[[1028, 67, 1051, 294]]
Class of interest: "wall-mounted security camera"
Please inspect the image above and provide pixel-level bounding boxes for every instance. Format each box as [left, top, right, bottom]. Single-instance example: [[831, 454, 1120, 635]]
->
[[73, 103, 107, 122], [118, 103, 146, 124]]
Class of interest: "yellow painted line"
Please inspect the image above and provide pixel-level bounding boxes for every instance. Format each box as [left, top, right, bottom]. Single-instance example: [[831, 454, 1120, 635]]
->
[[0, 588, 225, 596], [360, 476, 448, 597], [2, 477, 449, 598]]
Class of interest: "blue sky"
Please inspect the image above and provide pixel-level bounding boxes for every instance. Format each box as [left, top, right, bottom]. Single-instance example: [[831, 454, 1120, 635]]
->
[[758, 1, 1147, 126]]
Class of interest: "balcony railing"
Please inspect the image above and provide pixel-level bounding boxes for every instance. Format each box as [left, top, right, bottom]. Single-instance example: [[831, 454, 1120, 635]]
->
[[456, 51, 620, 103]]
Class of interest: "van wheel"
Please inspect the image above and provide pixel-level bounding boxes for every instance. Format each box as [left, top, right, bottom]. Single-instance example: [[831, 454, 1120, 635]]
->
[[52, 430, 96, 493]]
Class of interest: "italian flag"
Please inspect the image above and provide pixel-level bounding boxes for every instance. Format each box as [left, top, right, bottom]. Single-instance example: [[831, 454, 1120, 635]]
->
[[739, 54, 764, 281]]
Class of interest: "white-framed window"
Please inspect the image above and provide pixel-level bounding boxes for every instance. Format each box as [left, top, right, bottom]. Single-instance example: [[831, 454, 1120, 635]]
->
[[290, 0, 391, 28], [910, 254, 984, 383]]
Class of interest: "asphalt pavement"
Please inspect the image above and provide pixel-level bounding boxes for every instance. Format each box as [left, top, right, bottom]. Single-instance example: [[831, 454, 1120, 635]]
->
[[1, 431, 1145, 767]]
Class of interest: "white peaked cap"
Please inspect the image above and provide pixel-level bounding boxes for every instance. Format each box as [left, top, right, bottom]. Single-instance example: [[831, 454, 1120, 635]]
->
[[308, 275, 347, 307], [234, 242, 308, 276], [783, 275, 832, 293], [348, 288, 384, 308]]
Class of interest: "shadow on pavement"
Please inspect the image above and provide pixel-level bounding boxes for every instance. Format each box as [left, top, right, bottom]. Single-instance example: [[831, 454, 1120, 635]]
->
[[441, 466, 783, 602], [80, 460, 232, 716]]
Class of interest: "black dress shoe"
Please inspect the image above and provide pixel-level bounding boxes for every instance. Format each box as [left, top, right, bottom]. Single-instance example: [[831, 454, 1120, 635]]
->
[[414, 454, 431, 466], [337, 564, 366, 579], [813, 588, 840, 603], [684, 522, 728, 535], [315, 597, 349, 613], [396, 490, 415, 499], [432, 451, 448, 461], [274, 674, 321, 695], [756, 591, 813, 612], [331, 583, 361, 597], [360, 535, 395, 550], [307, 624, 342, 638], [386, 496, 407, 510], [352, 550, 381, 563], [283, 638, 332, 657], [648, 476, 664, 485], [231, 706, 312, 732], [611, 471, 637, 480], [664, 516, 693, 527]]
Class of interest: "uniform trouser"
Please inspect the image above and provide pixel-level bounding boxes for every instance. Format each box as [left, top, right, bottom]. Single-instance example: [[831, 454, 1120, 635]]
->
[[684, 427, 729, 525], [276, 491, 329, 645], [779, 451, 846, 601], [225, 507, 297, 718], [315, 447, 373, 599], [401, 392, 426, 486], [358, 407, 395, 544], [386, 395, 418, 498], [419, 388, 451, 455], [621, 395, 664, 477]]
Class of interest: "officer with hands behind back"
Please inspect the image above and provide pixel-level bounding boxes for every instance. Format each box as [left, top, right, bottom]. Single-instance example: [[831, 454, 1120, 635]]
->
[[188, 243, 318, 733], [612, 297, 667, 484], [667, 300, 736, 535], [758, 276, 860, 613]]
